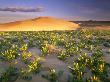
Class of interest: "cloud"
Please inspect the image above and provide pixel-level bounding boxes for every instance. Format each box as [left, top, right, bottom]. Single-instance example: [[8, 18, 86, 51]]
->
[[0, 6, 44, 12]]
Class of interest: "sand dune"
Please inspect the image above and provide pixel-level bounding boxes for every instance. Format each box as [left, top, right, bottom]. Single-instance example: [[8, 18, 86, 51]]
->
[[0, 17, 79, 31]]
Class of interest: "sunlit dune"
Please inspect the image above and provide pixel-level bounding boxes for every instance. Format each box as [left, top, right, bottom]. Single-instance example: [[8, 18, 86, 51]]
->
[[0, 17, 79, 31]]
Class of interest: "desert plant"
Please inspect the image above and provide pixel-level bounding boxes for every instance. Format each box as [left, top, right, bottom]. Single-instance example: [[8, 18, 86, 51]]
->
[[42, 69, 64, 82], [0, 67, 19, 82], [57, 51, 69, 61]]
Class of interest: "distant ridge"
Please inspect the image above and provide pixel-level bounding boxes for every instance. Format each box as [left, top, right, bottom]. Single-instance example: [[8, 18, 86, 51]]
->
[[0, 17, 79, 31]]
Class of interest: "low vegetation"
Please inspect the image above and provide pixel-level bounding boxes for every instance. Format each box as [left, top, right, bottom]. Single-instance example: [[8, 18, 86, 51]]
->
[[0, 28, 110, 82]]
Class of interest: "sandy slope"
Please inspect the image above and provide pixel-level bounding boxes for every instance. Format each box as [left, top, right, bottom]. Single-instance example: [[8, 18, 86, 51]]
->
[[0, 17, 79, 31], [95, 26, 110, 30], [88, 26, 110, 30]]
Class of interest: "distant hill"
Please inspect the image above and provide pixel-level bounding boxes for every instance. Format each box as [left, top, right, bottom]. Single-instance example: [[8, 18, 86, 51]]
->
[[73, 21, 110, 27], [0, 17, 79, 31]]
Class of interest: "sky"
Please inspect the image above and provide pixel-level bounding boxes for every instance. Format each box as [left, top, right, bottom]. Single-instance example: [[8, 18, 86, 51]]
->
[[0, 0, 110, 23]]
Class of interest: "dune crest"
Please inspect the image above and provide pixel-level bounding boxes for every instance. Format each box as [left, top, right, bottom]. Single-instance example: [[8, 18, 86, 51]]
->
[[0, 17, 79, 31]]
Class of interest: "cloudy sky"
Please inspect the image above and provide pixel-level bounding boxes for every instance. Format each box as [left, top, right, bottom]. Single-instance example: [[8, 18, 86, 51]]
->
[[0, 0, 110, 23]]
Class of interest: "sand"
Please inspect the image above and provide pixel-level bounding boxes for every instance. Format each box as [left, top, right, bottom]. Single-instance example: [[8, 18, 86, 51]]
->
[[0, 17, 79, 31], [92, 26, 110, 30]]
